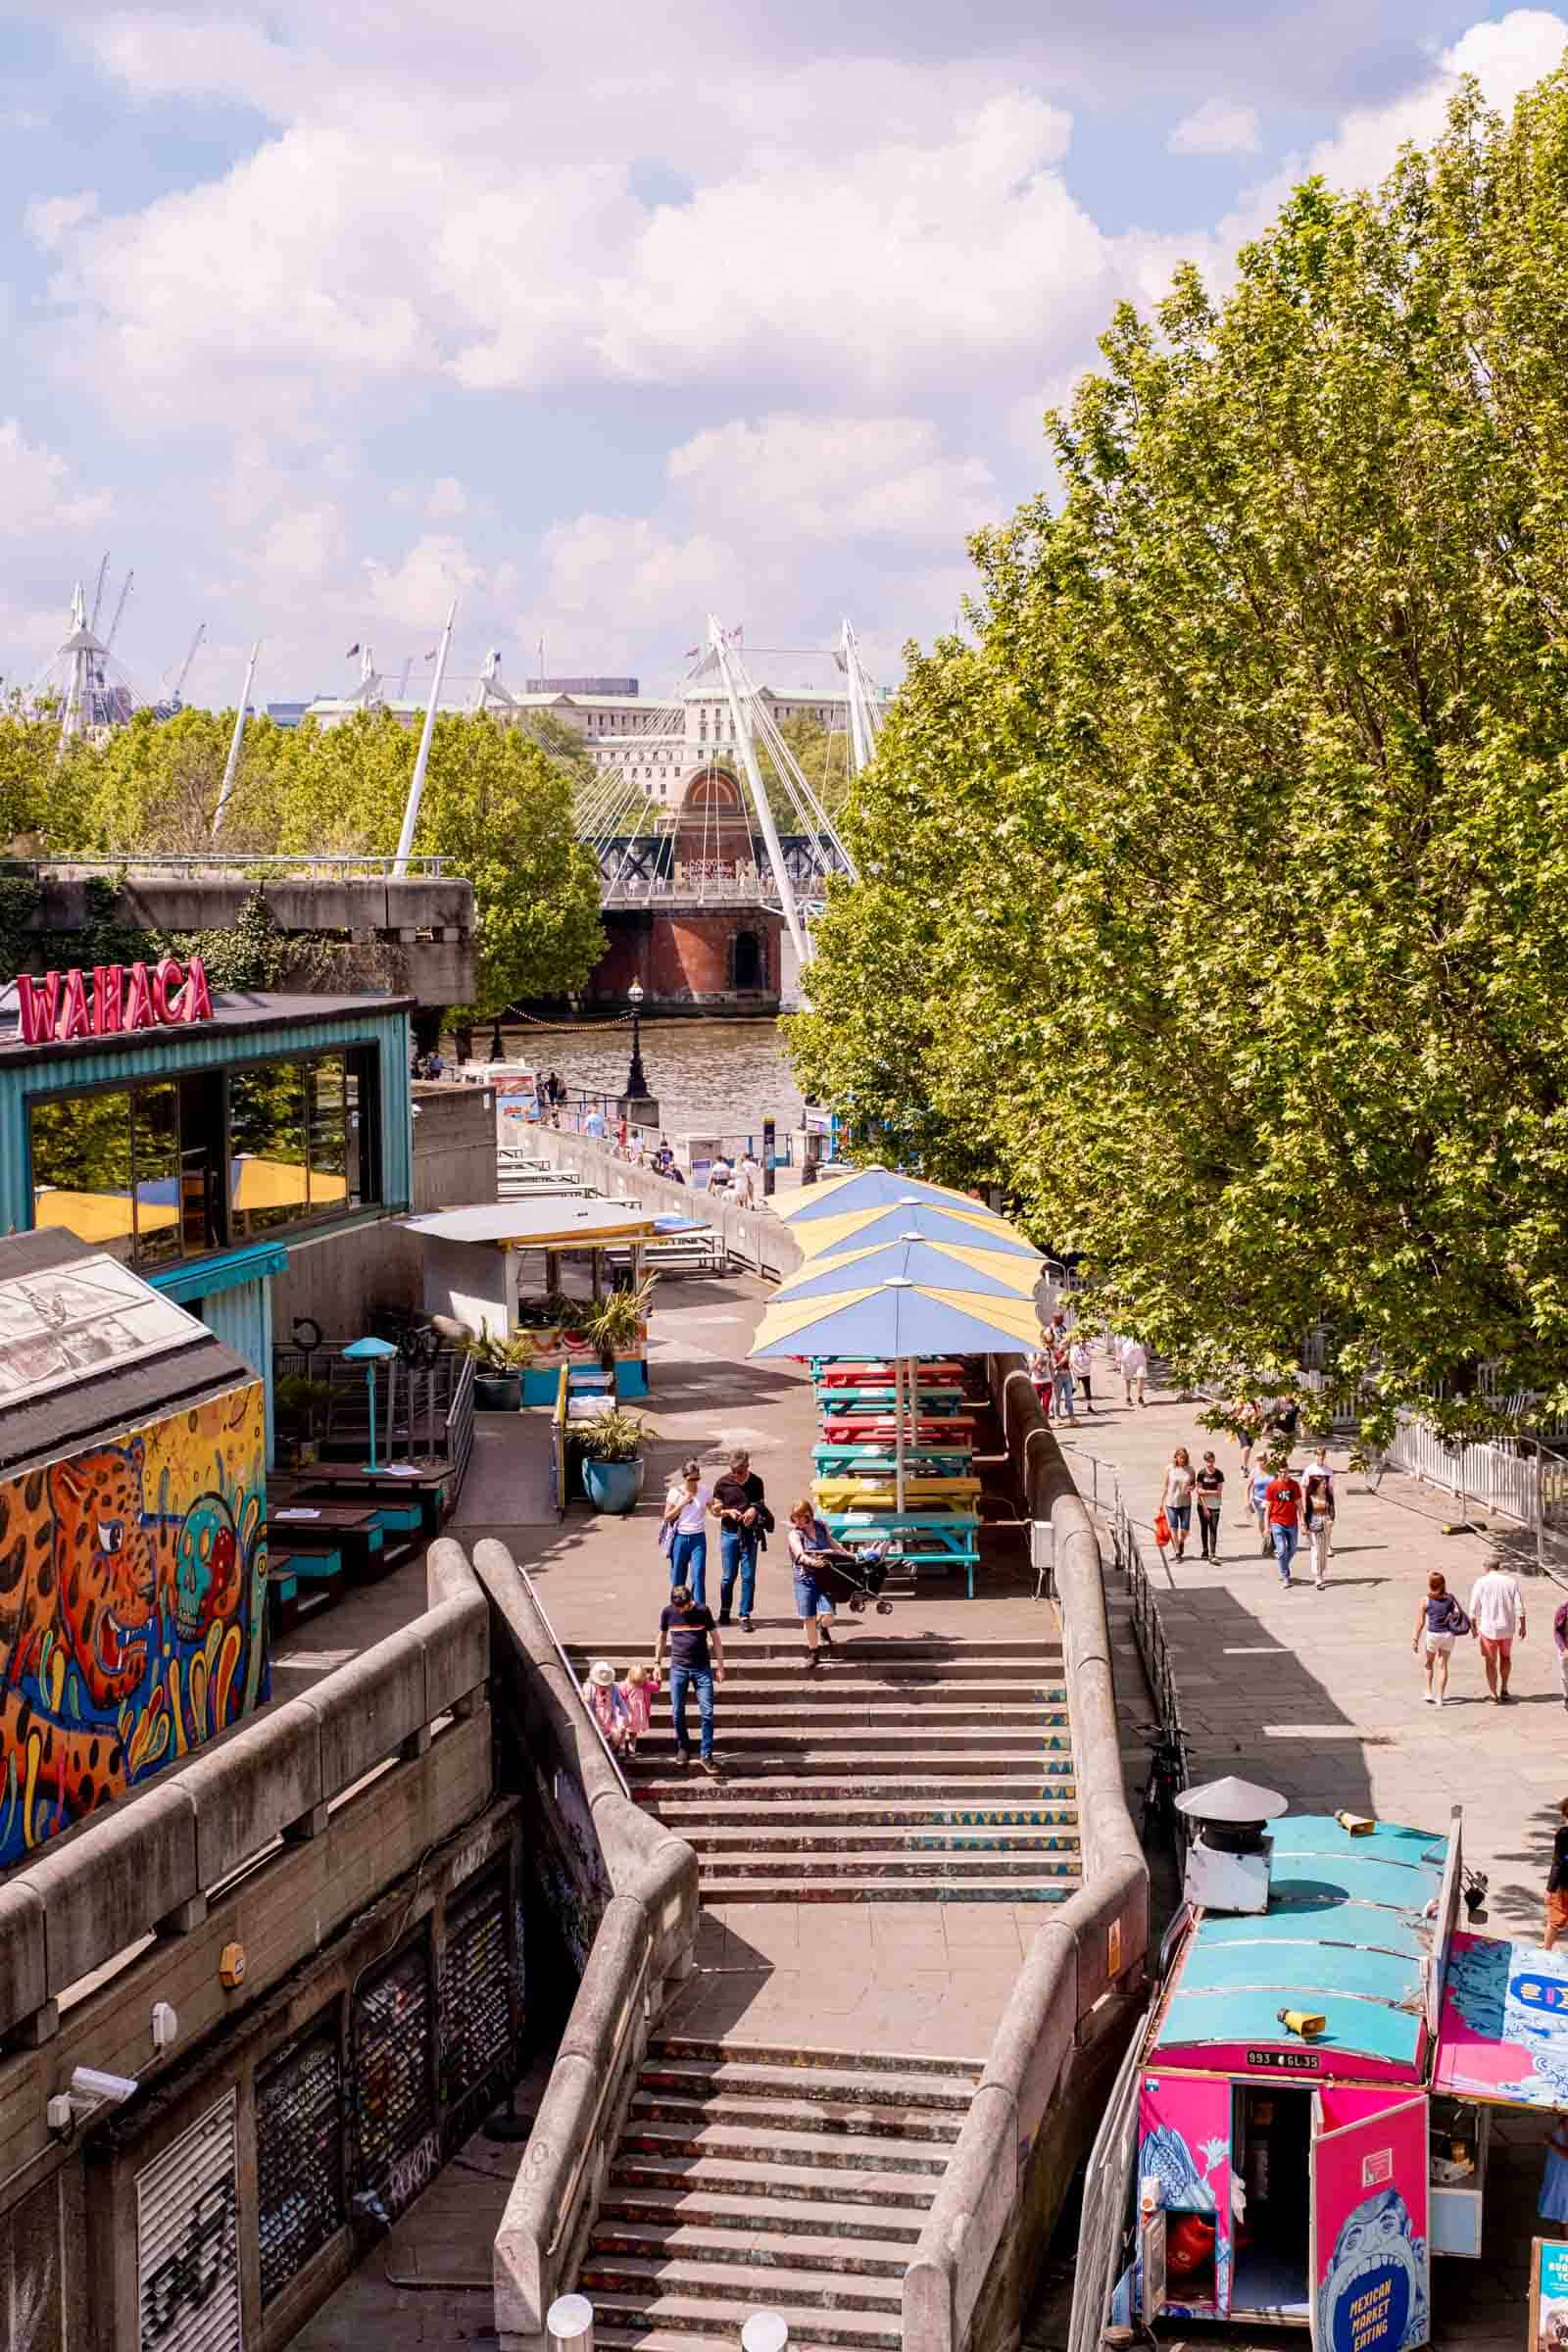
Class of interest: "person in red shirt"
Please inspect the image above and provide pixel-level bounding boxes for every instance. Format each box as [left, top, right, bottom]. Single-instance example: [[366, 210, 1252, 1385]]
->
[[1264, 1462, 1304, 1588]]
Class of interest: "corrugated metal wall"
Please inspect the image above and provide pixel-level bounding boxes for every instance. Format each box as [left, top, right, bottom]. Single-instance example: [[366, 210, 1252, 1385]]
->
[[194, 1279, 274, 1462]]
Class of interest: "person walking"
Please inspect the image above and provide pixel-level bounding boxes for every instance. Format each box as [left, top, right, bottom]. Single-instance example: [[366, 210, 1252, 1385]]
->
[[619, 1662, 656, 1757], [1468, 1561, 1526, 1702], [1249, 1454, 1273, 1553], [1161, 1446, 1197, 1562], [1264, 1458, 1303, 1588], [1237, 1398, 1262, 1478], [1302, 1446, 1336, 1589], [1027, 1341, 1054, 1421], [654, 1583, 724, 1775], [1050, 1325, 1077, 1422], [1195, 1451, 1225, 1561], [739, 1150, 761, 1207], [786, 1499, 847, 1671], [1545, 1797, 1568, 1952], [1070, 1336, 1095, 1412], [1121, 1337, 1150, 1408], [581, 1658, 629, 1751], [711, 1446, 769, 1630], [1412, 1571, 1470, 1707], [662, 1458, 711, 1607]]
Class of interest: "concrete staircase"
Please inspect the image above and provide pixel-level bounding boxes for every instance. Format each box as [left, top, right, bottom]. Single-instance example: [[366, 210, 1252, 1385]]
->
[[569, 1632, 1080, 1904], [585, 2037, 982, 2352]]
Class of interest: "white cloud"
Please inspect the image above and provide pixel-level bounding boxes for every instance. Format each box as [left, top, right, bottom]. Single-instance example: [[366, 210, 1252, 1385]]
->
[[24, 189, 98, 250], [1168, 98, 1260, 157], [425, 476, 469, 520], [0, 416, 109, 537], [667, 415, 995, 542], [257, 503, 344, 586], [361, 533, 490, 628]]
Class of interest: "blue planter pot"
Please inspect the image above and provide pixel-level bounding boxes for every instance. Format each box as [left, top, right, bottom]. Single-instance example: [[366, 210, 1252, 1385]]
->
[[582, 1457, 645, 1514]]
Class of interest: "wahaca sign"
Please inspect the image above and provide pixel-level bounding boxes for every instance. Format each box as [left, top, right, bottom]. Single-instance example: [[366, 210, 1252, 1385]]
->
[[14, 955, 215, 1046]]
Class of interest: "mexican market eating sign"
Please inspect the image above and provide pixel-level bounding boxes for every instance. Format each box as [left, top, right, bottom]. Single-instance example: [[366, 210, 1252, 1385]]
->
[[13, 956, 215, 1046]]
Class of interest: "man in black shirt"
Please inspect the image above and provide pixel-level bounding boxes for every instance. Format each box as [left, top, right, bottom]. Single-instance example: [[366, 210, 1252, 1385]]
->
[[654, 1583, 725, 1775], [1195, 1452, 1225, 1561], [710, 1447, 768, 1630]]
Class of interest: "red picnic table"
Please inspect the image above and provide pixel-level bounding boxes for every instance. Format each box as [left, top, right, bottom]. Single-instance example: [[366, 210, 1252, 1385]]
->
[[818, 1413, 978, 1441]]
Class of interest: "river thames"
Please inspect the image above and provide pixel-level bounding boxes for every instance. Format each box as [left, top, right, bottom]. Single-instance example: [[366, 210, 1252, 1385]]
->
[[490, 1015, 806, 1142]]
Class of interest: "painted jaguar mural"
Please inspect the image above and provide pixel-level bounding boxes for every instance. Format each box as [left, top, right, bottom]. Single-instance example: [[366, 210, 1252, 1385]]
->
[[0, 1383, 268, 1863]]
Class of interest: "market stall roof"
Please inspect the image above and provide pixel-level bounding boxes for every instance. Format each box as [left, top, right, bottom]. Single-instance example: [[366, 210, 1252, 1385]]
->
[[1150, 1814, 1447, 2083], [1433, 1930, 1568, 2110], [408, 1201, 665, 1250]]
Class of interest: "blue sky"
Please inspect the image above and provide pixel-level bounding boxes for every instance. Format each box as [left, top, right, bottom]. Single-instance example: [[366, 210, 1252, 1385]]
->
[[1, 1, 1565, 708]]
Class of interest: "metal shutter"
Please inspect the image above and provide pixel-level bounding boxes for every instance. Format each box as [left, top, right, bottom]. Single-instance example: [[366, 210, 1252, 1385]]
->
[[352, 1936, 436, 2225], [256, 2024, 343, 2303], [136, 2089, 242, 2352], [440, 1868, 511, 2107]]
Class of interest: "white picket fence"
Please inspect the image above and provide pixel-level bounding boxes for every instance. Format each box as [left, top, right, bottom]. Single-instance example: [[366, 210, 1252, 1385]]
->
[[1386, 1413, 1551, 1530]]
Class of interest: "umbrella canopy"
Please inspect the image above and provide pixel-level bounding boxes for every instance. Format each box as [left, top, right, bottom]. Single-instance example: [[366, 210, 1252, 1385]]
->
[[752, 1275, 1043, 1361], [777, 1165, 1005, 1229], [793, 1199, 1040, 1263], [776, 1234, 1041, 1302]]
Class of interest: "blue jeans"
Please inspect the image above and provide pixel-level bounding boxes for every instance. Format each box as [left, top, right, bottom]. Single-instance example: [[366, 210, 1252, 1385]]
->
[[1272, 1525, 1299, 1583], [1054, 1369, 1076, 1417], [669, 1663, 714, 1759], [669, 1530, 708, 1606], [719, 1528, 758, 1618]]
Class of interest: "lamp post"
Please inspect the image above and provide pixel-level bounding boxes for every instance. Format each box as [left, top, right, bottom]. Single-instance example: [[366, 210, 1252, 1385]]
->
[[616, 977, 659, 1133]]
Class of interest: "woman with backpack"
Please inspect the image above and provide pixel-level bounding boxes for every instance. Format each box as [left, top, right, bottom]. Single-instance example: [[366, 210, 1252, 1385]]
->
[[1412, 1570, 1471, 1707]]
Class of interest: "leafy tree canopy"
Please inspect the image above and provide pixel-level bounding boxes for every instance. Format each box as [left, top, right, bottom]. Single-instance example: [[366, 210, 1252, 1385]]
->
[[789, 68, 1568, 1438]]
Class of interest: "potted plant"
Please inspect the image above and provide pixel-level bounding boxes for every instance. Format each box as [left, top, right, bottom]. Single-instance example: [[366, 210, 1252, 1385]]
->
[[274, 1373, 333, 1466], [575, 1407, 650, 1513], [463, 1321, 536, 1411], [582, 1277, 657, 1371]]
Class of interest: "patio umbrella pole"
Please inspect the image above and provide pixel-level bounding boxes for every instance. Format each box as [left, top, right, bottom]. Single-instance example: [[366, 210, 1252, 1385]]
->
[[895, 1355, 906, 1514]]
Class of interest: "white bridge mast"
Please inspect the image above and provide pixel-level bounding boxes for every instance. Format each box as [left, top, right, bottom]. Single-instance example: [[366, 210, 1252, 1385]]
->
[[708, 613, 811, 973]]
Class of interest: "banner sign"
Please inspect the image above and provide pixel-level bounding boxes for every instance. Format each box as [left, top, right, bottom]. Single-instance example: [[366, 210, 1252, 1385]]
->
[[1530, 2236, 1568, 2352], [14, 955, 215, 1045], [1311, 2093, 1429, 2352]]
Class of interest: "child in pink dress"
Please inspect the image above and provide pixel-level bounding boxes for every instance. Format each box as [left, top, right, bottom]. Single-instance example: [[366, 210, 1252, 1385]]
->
[[581, 1659, 628, 1750], [620, 1662, 657, 1756]]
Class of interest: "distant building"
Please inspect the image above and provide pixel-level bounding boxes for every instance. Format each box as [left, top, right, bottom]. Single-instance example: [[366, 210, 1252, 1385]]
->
[[265, 702, 313, 729], [524, 675, 638, 697]]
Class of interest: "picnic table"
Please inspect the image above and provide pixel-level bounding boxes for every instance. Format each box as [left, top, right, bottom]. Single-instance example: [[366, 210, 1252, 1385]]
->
[[811, 1359, 966, 1385], [821, 1507, 983, 1597], [295, 1461, 450, 1537], [267, 1501, 390, 1583], [812, 1476, 981, 1508], [817, 1413, 978, 1442], [811, 1383, 966, 1410], [812, 1444, 972, 1477]]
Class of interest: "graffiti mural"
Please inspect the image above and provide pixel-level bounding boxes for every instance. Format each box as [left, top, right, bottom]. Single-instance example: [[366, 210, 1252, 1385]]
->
[[0, 1381, 268, 1862]]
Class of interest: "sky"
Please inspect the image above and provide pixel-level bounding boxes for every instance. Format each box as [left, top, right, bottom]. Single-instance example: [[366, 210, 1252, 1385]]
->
[[2, 2, 1567, 709]]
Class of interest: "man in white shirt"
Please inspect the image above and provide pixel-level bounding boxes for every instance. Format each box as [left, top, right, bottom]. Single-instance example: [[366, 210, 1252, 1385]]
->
[[1468, 1565, 1526, 1703], [1121, 1339, 1150, 1408], [739, 1151, 761, 1207]]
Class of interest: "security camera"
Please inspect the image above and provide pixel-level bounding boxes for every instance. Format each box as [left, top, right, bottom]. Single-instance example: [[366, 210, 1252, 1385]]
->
[[71, 2066, 139, 2107]]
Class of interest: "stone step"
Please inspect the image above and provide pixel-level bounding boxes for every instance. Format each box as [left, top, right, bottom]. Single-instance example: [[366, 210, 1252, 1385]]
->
[[686, 1828, 1080, 1860], [646, 2037, 982, 2081], [697, 1873, 1079, 1904], [647, 1705, 1068, 1736], [696, 1835, 1081, 1872], [619, 2118, 954, 2172], [591, 2293, 901, 2350], [567, 1638, 1060, 1666], [644, 1776, 1077, 1811], [650, 1676, 1067, 1703], [598, 2187, 926, 2244], [579, 2256, 903, 2319], [653, 1796, 1080, 1829], [586, 2221, 915, 2278], [628, 1726, 1072, 1755], [631, 1753, 1076, 1788], [605, 2153, 939, 2211], [629, 2090, 961, 2143], [639, 2059, 974, 2112]]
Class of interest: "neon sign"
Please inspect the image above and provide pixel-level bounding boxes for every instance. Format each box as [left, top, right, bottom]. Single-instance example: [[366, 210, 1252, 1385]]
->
[[14, 956, 215, 1046]]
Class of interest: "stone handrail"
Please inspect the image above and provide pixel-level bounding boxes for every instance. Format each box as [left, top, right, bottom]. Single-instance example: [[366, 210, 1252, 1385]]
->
[[902, 1360, 1149, 2352], [523, 1125, 808, 1282], [0, 1539, 488, 2047], [475, 1538, 701, 2352]]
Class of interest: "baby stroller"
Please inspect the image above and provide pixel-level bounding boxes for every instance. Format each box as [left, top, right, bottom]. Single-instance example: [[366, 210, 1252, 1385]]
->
[[804, 1534, 898, 1616]]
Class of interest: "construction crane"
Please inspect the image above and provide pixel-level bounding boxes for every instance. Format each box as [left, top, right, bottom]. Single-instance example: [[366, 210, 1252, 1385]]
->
[[89, 552, 111, 637], [163, 621, 207, 707], [105, 570, 133, 656]]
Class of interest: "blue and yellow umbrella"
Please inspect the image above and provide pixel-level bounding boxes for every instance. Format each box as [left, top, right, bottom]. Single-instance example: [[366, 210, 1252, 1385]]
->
[[776, 1234, 1040, 1302], [777, 1164, 1005, 1229], [792, 1199, 1041, 1265]]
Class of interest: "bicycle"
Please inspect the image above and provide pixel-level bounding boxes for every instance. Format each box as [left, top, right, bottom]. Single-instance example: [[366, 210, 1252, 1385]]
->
[[1135, 1721, 1194, 1846]]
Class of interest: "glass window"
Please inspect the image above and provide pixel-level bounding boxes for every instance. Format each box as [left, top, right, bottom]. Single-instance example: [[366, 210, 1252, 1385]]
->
[[30, 1091, 136, 1262], [177, 1072, 225, 1256], [307, 1054, 348, 1214], [229, 1060, 307, 1236], [130, 1082, 181, 1268]]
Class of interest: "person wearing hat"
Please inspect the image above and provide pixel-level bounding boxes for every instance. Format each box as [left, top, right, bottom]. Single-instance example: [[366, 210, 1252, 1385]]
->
[[580, 1659, 629, 1751]]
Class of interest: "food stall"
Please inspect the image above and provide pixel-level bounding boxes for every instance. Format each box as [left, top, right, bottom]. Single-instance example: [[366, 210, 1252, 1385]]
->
[[1120, 1788, 1564, 2350]]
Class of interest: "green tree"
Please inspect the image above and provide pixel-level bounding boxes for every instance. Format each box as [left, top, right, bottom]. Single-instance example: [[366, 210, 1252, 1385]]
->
[[791, 66, 1568, 1436], [755, 713, 853, 827], [83, 706, 297, 853], [0, 690, 99, 850]]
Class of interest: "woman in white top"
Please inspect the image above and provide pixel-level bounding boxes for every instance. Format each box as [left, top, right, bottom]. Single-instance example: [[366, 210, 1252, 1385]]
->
[[1160, 1446, 1196, 1560], [662, 1458, 712, 1607], [1069, 1338, 1095, 1412]]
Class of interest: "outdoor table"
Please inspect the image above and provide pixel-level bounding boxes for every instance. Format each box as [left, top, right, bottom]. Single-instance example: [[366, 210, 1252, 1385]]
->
[[268, 1502, 386, 1580], [812, 1444, 972, 1476], [818, 1414, 978, 1441], [821, 1507, 983, 1596], [298, 1462, 450, 1537], [812, 1476, 981, 1507], [811, 1359, 966, 1385]]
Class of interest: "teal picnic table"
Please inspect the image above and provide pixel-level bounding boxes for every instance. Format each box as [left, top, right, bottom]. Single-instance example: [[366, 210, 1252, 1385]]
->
[[822, 1507, 983, 1598], [812, 1443, 972, 1477]]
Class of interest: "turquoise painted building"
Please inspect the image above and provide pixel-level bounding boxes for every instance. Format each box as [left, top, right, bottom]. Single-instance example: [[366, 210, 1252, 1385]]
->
[[0, 979, 414, 1457]]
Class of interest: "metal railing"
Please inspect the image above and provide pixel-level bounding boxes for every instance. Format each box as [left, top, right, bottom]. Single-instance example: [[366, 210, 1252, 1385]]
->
[[1111, 1495, 1186, 1762], [30, 852, 453, 878], [1067, 2030, 1144, 2352]]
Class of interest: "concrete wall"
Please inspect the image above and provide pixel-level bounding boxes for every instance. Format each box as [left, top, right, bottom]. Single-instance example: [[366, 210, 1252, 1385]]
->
[[903, 1365, 1150, 2352], [270, 1081, 499, 1343], [22, 871, 476, 1009]]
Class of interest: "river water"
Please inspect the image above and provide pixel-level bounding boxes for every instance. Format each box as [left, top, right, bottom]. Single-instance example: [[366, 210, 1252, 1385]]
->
[[490, 1016, 806, 1145]]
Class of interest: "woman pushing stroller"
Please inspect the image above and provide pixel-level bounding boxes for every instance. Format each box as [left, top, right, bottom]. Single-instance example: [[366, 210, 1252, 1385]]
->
[[787, 1499, 847, 1671]]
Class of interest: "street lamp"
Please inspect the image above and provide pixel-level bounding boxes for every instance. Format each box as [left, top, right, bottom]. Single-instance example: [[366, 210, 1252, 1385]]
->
[[624, 979, 649, 1099]]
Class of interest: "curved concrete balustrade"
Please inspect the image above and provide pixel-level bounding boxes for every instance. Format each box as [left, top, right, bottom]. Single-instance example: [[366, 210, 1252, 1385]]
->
[[902, 1361, 1149, 2352], [471, 1537, 701, 2352], [0, 1541, 489, 2046]]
